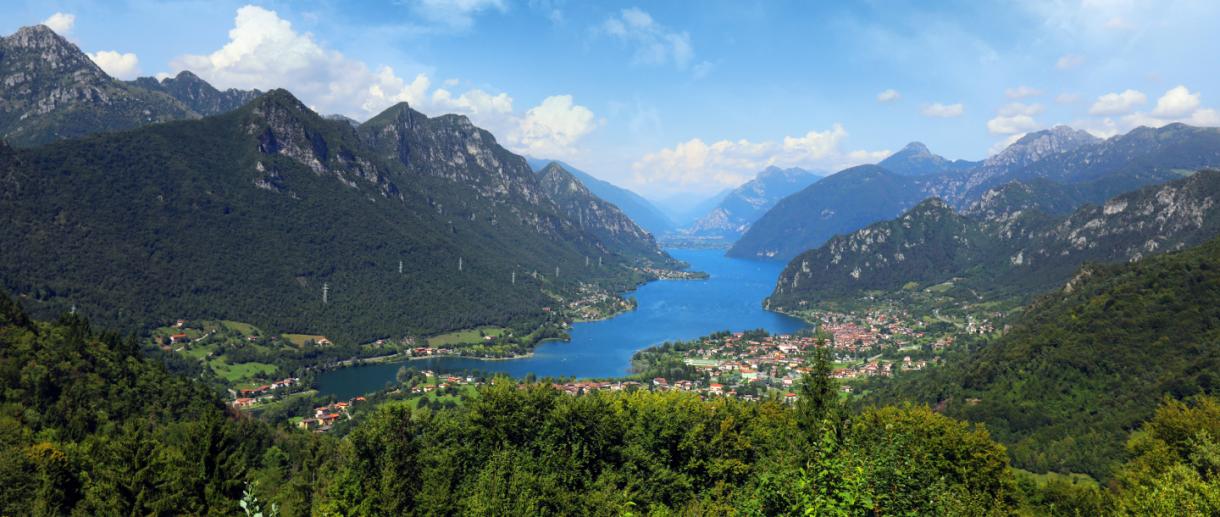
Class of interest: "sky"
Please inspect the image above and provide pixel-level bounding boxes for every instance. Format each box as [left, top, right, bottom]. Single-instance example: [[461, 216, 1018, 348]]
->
[[6, 0, 1220, 199]]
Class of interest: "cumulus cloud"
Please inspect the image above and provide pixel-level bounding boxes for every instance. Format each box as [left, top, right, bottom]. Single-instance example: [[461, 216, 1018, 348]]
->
[[87, 50, 140, 79], [1088, 89, 1146, 115], [1151, 85, 1201, 118], [172, 5, 596, 157], [1056, 53, 1085, 70], [599, 7, 693, 69], [511, 95, 598, 158], [630, 124, 889, 194], [987, 102, 1044, 134], [42, 12, 75, 34], [1004, 85, 1042, 99], [877, 89, 901, 102], [921, 102, 964, 118], [1077, 85, 1220, 137]]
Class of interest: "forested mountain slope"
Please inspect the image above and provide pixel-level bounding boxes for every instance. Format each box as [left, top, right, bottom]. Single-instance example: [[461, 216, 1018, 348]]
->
[[538, 162, 667, 259], [769, 169, 1220, 309], [0, 90, 666, 342], [864, 236, 1220, 478], [527, 157, 674, 235]]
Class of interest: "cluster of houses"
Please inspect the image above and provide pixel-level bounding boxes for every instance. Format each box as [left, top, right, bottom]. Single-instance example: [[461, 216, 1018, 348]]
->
[[230, 377, 301, 408], [809, 308, 921, 354], [564, 283, 633, 321], [831, 355, 931, 380], [297, 396, 367, 432]]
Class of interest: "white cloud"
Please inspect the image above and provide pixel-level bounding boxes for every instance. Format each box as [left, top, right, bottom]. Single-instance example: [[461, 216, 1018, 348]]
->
[[599, 7, 693, 69], [1078, 85, 1220, 136], [404, 0, 507, 30], [988, 132, 1027, 156], [42, 12, 75, 35], [431, 88, 513, 117], [921, 102, 964, 118], [1056, 53, 1085, 70], [87, 50, 140, 79], [630, 124, 888, 194], [511, 95, 597, 158], [1004, 85, 1042, 99], [987, 103, 1043, 134], [877, 89, 901, 102], [1151, 85, 1201, 118], [173, 5, 597, 157], [1088, 89, 1146, 115]]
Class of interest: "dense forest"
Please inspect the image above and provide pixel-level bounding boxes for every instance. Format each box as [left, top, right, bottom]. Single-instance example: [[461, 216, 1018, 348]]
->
[[864, 235, 1220, 480], [3, 290, 1217, 514], [0, 90, 667, 344]]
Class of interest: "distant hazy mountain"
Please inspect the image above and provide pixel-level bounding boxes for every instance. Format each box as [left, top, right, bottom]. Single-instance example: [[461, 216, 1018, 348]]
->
[[654, 189, 733, 229], [128, 70, 261, 117], [732, 125, 1220, 261], [0, 25, 197, 146], [769, 169, 1220, 309], [727, 165, 930, 260], [685, 166, 821, 241], [526, 157, 674, 235], [877, 142, 979, 176]]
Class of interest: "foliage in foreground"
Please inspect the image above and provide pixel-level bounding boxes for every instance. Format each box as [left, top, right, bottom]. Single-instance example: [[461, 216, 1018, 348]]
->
[[0, 290, 1213, 515]]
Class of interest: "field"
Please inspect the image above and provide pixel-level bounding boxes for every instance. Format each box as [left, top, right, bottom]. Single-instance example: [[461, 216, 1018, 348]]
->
[[284, 333, 330, 347], [426, 326, 507, 347]]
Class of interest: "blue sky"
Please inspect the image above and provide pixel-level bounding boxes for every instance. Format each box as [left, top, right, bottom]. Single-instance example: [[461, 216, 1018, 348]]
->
[[7, 0, 1220, 199]]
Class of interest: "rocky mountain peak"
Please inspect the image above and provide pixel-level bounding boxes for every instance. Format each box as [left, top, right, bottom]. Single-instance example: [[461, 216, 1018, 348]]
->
[[987, 126, 1099, 169], [898, 141, 932, 156], [3, 24, 105, 76]]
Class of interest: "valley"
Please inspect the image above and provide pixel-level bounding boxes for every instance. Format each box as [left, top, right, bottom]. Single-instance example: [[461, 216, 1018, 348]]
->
[[4, 5, 1220, 514]]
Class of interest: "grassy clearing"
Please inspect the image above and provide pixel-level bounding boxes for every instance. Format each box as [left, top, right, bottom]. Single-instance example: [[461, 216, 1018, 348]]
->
[[284, 333, 329, 347], [211, 358, 277, 383], [220, 320, 259, 335], [427, 326, 507, 347]]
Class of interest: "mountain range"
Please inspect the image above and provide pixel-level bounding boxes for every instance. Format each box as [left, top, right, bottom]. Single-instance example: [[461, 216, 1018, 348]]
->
[[769, 169, 1220, 309], [731, 125, 1220, 261], [0, 24, 673, 343], [684, 166, 821, 241]]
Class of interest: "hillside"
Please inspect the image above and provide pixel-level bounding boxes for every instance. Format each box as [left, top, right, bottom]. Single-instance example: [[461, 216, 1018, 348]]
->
[[728, 165, 930, 260], [0, 90, 667, 343], [864, 236, 1220, 478], [0, 25, 199, 147], [768, 170, 1220, 309], [537, 162, 669, 259], [685, 166, 821, 241], [527, 157, 674, 235]]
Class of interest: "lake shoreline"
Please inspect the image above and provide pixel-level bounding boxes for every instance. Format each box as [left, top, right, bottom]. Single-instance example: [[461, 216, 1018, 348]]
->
[[314, 249, 808, 399]]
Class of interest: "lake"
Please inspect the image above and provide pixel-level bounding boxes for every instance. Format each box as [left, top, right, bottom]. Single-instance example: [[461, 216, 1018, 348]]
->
[[315, 248, 809, 399]]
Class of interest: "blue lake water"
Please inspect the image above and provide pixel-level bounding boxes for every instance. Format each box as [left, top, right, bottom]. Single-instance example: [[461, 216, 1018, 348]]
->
[[315, 248, 808, 399]]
